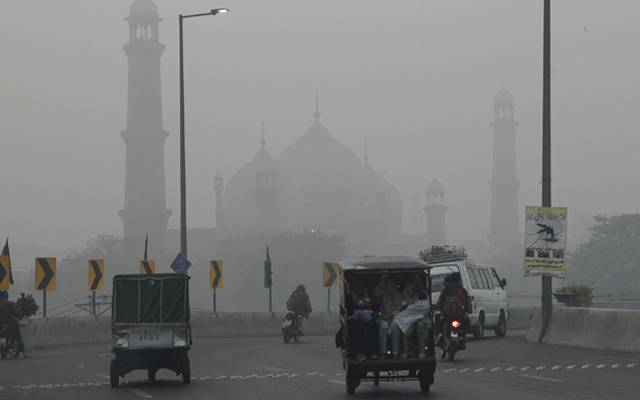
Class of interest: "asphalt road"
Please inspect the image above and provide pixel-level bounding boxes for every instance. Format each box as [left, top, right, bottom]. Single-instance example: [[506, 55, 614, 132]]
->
[[2, 331, 639, 399]]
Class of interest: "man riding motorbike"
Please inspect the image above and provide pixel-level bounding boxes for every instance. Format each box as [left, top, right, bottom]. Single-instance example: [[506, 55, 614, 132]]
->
[[286, 284, 312, 335], [436, 273, 470, 343]]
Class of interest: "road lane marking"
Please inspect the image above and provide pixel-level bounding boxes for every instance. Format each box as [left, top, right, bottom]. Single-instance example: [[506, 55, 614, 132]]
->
[[581, 364, 591, 369], [474, 368, 485, 373], [519, 374, 564, 383], [328, 379, 345, 385], [535, 366, 546, 371], [506, 367, 516, 371], [94, 373, 110, 379], [97, 353, 111, 358], [612, 364, 620, 368], [596, 364, 607, 369], [459, 368, 470, 373], [443, 368, 457, 373], [627, 363, 637, 368], [129, 388, 153, 399], [520, 367, 530, 371], [551, 365, 562, 370], [490, 367, 502, 372], [566, 365, 575, 370], [262, 366, 287, 371]]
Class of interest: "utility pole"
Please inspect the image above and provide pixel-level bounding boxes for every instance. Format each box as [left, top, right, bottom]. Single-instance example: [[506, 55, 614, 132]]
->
[[540, 0, 553, 341]]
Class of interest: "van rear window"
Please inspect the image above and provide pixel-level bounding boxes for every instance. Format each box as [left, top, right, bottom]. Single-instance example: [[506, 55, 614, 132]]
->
[[430, 265, 460, 292]]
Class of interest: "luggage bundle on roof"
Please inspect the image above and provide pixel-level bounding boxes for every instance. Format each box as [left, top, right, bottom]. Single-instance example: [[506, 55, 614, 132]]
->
[[419, 245, 468, 264]]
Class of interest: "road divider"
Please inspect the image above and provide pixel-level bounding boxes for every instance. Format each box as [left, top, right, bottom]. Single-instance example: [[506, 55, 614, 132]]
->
[[22, 306, 535, 350], [527, 306, 640, 352]]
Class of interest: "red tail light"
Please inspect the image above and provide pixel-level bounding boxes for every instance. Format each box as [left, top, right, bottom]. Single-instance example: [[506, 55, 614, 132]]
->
[[451, 320, 462, 329]]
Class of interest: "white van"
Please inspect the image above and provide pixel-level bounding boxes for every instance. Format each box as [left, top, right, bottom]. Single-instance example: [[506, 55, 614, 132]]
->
[[428, 255, 508, 339]]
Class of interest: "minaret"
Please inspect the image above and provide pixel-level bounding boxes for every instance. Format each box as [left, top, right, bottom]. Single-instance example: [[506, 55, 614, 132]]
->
[[488, 88, 520, 254], [213, 173, 225, 231], [255, 124, 280, 232], [118, 0, 172, 267], [424, 179, 447, 246]]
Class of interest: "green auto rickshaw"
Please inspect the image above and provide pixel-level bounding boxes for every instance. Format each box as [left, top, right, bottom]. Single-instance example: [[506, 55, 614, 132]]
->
[[110, 273, 191, 387]]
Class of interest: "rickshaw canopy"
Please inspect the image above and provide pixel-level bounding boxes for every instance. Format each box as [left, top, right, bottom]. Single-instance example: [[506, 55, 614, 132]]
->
[[112, 274, 190, 324]]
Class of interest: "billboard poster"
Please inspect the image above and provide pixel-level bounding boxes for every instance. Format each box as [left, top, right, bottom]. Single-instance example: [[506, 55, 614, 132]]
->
[[524, 206, 568, 278]]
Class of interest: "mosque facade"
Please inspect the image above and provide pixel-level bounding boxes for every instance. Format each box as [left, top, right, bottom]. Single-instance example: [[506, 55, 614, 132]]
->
[[218, 94, 403, 255]]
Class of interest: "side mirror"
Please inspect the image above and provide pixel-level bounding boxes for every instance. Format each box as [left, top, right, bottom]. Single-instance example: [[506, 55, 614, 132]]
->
[[501, 278, 507, 287]]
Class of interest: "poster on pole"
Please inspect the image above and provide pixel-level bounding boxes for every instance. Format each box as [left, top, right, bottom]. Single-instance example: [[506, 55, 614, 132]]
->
[[524, 206, 568, 278]]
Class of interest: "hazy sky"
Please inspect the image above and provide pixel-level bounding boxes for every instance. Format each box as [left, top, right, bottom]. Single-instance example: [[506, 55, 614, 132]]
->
[[1, 0, 639, 255]]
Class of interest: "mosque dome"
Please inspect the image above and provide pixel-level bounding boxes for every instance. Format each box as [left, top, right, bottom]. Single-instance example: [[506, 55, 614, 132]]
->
[[427, 179, 445, 196], [129, 0, 158, 16], [494, 88, 515, 106]]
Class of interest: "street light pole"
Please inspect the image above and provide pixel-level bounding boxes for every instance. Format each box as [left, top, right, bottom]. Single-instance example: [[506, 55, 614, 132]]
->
[[540, 0, 553, 341], [178, 9, 229, 259], [179, 14, 187, 258]]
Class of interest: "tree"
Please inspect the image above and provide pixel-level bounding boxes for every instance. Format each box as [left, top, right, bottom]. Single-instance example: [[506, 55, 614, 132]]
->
[[568, 214, 640, 296]]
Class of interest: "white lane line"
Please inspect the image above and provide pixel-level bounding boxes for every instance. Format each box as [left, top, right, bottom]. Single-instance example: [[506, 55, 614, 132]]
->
[[129, 388, 153, 399], [566, 365, 576, 370], [97, 353, 111, 358], [262, 366, 287, 371], [520, 366, 530, 371], [535, 366, 546, 371], [490, 367, 502, 372], [551, 365, 562, 370], [596, 364, 607, 369], [459, 368, 470, 373], [328, 379, 345, 385], [612, 364, 620, 369], [505, 367, 516, 372], [519, 374, 564, 383], [94, 373, 110, 379], [443, 368, 457, 373], [627, 363, 637, 368], [581, 364, 591, 369], [474, 368, 485, 373]]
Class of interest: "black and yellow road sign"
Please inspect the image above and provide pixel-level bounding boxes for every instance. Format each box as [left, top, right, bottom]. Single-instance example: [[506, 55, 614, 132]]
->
[[140, 260, 156, 274], [35, 257, 57, 291], [0, 255, 10, 290], [210, 260, 223, 289], [322, 262, 342, 287], [88, 259, 104, 291]]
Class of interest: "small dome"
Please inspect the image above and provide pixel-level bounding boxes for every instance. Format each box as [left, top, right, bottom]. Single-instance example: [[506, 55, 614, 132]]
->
[[427, 179, 445, 195], [494, 88, 515, 106], [129, 0, 158, 15]]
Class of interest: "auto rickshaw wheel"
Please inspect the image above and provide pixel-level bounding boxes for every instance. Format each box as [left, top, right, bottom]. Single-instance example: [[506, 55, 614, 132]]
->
[[373, 371, 380, 386], [110, 360, 119, 388], [148, 369, 156, 382], [345, 370, 359, 395], [418, 370, 433, 394], [182, 355, 191, 385]]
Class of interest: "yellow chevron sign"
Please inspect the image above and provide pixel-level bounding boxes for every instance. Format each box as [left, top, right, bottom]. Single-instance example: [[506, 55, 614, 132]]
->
[[88, 259, 105, 291], [210, 260, 223, 289], [140, 260, 156, 274], [35, 257, 57, 291], [0, 255, 10, 290], [322, 262, 342, 287]]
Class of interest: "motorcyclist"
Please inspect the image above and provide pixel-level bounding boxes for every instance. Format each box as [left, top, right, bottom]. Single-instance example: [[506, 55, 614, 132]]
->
[[286, 284, 312, 334], [436, 273, 470, 341]]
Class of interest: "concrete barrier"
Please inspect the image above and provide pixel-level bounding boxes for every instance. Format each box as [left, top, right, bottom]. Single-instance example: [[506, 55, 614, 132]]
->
[[22, 312, 340, 350], [526, 306, 640, 353], [22, 307, 535, 350]]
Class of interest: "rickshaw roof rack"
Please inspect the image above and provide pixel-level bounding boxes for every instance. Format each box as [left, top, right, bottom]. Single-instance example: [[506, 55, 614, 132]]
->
[[341, 256, 429, 271], [419, 245, 468, 264]]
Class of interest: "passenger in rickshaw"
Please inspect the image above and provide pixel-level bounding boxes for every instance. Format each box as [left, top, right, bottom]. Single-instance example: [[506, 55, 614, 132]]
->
[[391, 290, 432, 358], [375, 276, 414, 359], [345, 276, 379, 361]]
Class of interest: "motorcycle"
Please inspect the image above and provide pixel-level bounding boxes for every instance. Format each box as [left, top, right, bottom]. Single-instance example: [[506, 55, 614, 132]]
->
[[282, 311, 303, 343], [436, 315, 466, 361]]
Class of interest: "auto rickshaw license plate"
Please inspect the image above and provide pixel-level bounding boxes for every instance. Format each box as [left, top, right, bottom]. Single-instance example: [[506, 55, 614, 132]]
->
[[129, 329, 173, 348]]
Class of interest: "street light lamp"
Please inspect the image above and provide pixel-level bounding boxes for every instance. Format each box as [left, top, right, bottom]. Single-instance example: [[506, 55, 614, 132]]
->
[[178, 9, 229, 258]]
